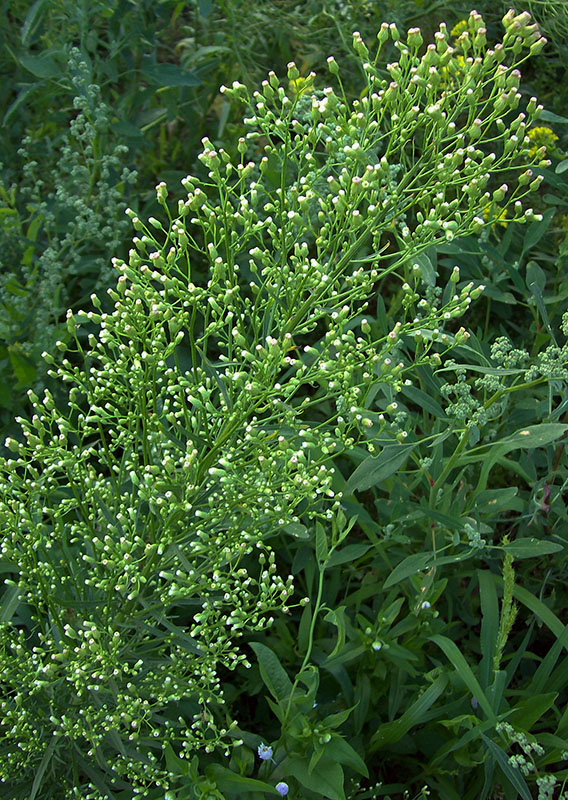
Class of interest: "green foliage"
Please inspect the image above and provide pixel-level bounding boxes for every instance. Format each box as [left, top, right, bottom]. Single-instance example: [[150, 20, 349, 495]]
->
[[1, 3, 568, 800]]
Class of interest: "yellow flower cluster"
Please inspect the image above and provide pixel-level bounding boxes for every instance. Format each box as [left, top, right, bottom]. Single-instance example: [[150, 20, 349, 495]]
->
[[527, 126, 559, 157], [288, 75, 314, 96], [450, 19, 469, 39], [482, 203, 509, 228]]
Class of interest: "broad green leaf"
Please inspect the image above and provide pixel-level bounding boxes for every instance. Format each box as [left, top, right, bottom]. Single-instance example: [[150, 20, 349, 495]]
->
[[326, 543, 371, 568], [284, 756, 345, 800], [430, 635, 496, 721], [497, 538, 563, 559], [472, 487, 522, 514], [556, 158, 568, 174], [497, 423, 568, 451], [481, 736, 532, 800], [19, 52, 61, 78], [539, 109, 568, 124], [142, 63, 201, 87], [370, 674, 448, 749], [508, 693, 558, 730], [343, 443, 416, 496], [324, 736, 368, 777], [413, 252, 436, 286], [8, 347, 37, 387], [283, 522, 310, 539], [477, 424, 568, 492], [206, 764, 279, 795], [250, 642, 293, 703], [401, 384, 446, 418], [384, 549, 474, 589], [383, 552, 433, 589], [522, 209, 555, 254]]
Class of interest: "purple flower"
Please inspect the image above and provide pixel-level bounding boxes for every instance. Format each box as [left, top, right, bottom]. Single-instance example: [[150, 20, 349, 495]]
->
[[258, 743, 273, 761], [276, 782, 289, 796]]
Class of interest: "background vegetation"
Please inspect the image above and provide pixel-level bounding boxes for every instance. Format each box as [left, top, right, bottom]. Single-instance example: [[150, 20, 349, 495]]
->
[[1, 1, 568, 798]]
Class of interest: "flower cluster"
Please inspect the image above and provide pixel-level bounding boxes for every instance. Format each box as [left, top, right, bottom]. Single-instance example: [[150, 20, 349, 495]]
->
[[0, 11, 551, 797]]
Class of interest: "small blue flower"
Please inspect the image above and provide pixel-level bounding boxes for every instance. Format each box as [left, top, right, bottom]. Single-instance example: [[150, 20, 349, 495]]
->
[[276, 782, 289, 796], [258, 743, 274, 761]]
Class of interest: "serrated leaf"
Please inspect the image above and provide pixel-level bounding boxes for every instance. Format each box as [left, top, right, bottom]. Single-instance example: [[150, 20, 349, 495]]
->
[[343, 443, 416, 496], [250, 642, 293, 704]]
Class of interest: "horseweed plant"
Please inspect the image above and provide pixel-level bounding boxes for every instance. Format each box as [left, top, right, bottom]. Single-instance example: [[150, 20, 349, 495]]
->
[[0, 10, 551, 798]]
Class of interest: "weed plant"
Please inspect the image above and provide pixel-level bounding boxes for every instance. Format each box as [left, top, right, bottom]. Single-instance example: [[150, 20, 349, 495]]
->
[[1, 7, 568, 800]]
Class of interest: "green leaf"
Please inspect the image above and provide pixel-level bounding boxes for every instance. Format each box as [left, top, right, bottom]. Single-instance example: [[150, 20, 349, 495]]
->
[[326, 543, 371, 568], [429, 635, 496, 721], [324, 736, 368, 777], [508, 693, 558, 730], [141, 63, 201, 87], [414, 252, 436, 286], [472, 487, 522, 514], [370, 674, 448, 749], [8, 347, 37, 387], [21, 0, 49, 45], [250, 642, 293, 704], [497, 538, 563, 559], [481, 736, 532, 800], [323, 607, 346, 659], [522, 209, 555, 254], [298, 604, 312, 654], [206, 764, 279, 795], [383, 549, 474, 589], [19, 52, 61, 78], [283, 522, 310, 539], [383, 552, 433, 589], [29, 736, 60, 800], [555, 158, 568, 174], [510, 583, 566, 641], [401, 384, 446, 418], [284, 756, 345, 800], [343, 443, 416, 495], [539, 109, 568, 124], [0, 584, 21, 623], [316, 521, 328, 563], [478, 570, 499, 690], [163, 742, 190, 776], [477, 424, 568, 492]]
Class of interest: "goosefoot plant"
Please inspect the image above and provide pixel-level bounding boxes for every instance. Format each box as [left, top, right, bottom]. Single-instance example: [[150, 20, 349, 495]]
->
[[0, 9, 551, 799]]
